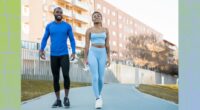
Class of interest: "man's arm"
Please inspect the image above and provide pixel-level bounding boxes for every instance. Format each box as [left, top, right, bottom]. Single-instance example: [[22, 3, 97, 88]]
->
[[39, 24, 50, 59], [68, 25, 76, 54], [40, 25, 50, 51]]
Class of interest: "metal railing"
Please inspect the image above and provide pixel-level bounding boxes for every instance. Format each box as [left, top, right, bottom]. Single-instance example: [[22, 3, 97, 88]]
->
[[21, 41, 177, 84]]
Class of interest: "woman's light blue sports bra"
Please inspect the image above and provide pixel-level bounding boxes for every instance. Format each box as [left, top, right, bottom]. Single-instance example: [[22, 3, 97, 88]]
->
[[90, 32, 107, 45]]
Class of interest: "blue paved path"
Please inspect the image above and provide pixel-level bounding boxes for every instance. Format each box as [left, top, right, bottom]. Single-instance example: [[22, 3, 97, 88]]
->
[[21, 84, 178, 110]]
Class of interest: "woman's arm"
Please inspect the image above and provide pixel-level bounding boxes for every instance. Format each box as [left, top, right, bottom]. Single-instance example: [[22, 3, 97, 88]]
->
[[105, 28, 111, 62], [84, 28, 91, 64]]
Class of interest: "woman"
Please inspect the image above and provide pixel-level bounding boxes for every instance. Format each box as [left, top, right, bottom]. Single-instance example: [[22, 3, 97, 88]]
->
[[84, 11, 111, 109]]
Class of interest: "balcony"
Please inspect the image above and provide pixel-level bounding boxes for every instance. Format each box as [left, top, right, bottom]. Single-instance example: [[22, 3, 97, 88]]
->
[[63, 0, 72, 3], [63, 8, 72, 17], [72, 0, 89, 11], [76, 40, 85, 48], [49, 4, 72, 17], [49, 4, 59, 11], [67, 40, 85, 48], [73, 13, 89, 23], [73, 26, 86, 35], [22, 0, 29, 5]]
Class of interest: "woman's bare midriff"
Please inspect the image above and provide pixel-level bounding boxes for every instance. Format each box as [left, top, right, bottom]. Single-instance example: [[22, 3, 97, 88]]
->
[[91, 44, 105, 48]]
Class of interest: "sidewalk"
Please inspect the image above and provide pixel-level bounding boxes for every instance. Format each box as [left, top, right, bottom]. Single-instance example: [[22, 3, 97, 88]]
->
[[21, 84, 178, 110]]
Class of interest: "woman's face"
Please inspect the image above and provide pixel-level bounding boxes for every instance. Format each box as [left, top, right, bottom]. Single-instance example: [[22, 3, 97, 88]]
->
[[92, 12, 102, 23]]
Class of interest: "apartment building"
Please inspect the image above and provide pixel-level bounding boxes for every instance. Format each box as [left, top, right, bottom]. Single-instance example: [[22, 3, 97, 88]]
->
[[94, 0, 163, 63], [163, 39, 178, 64], [21, 0, 94, 53], [22, 0, 166, 64]]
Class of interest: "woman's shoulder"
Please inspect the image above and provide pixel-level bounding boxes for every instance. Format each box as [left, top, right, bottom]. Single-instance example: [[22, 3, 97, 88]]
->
[[86, 27, 108, 33], [86, 27, 93, 33], [102, 27, 109, 33]]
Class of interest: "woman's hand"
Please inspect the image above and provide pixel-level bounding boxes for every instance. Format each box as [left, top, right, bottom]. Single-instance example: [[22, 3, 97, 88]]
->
[[106, 58, 111, 67], [84, 58, 88, 65]]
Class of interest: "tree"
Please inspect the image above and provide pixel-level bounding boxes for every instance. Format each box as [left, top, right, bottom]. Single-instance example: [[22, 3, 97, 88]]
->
[[126, 34, 178, 75]]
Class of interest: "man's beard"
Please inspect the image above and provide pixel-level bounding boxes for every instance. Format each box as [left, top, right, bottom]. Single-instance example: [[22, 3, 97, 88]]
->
[[54, 15, 62, 21]]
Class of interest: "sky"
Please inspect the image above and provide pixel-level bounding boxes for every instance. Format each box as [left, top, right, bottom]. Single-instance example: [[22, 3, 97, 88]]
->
[[106, 0, 178, 46]]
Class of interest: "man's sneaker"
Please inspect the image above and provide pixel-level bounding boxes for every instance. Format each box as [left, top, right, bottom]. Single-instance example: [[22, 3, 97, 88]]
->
[[63, 97, 70, 108], [52, 99, 62, 108], [95, 98, 102, 109]]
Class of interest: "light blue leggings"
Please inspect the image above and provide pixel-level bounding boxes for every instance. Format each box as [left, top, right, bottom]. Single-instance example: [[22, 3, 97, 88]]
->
[[88, 46, 107, 98]]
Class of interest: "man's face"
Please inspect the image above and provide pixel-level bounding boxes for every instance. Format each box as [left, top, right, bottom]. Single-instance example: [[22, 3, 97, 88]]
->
[[92, 12, 102, 23], [54, 8, 63, 21]]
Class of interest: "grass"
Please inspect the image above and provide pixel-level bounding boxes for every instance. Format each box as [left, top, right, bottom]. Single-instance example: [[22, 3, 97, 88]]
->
[[136, 84, 178, 104], [21, 80, 91, 101]]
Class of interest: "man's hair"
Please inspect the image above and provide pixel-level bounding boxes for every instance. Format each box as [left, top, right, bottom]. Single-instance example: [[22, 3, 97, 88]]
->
[[92, 11, 102, 17], [53, 7, 63, 13]]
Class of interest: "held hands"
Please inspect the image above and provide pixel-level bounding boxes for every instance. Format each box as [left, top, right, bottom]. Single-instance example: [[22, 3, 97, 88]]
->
[[39, 50, 46, 60]]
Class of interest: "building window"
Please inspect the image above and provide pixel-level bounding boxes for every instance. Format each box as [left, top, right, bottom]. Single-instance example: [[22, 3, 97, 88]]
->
[[42, 13, 46, 21], [143, 27, 146, 31], [147, 30, 150, 33], [52, 1, 57, 5], [103, 17, 105, 24], [112, 11, 116, 16], [134, 23, 137, 27], [44, 21, 48, 27], [123, 36, 126, 40], [120, 43, 122, 47], [43, 5, 48, 11], [119, 33, 122, 38], [123, 18, 126, 23], [22, 5, 30, 16], [118, 15, 122, 20], [119, 24, 122, 29], [22, 23, 30, 34], [112, 41, 116, 46], [130, 21, 133, 25], [24, 41, 28, 49], [112, 21, 116, 26], [43, 0, 46, 4], [22, 41, 25, 48], [103, 6, 106, 13], [107, 9, 110, 15], [135, 31, 138, 35], [107, 19, 110, 25], [112, 31, 116, 36], [131, 29, 133, 34], [97, 3, 101, 10], [119, 53, 122, 57]]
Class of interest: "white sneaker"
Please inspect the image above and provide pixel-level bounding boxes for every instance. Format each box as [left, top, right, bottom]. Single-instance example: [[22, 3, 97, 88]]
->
[[99, 95, 103, 106], [99, 95, 102, 99], [95, 98, 102, 109]]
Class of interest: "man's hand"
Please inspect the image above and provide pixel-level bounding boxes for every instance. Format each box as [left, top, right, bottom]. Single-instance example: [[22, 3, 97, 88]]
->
[[106, 58, 111, 67], [70, 53, 75, 61], [39, 50, 46, 60]]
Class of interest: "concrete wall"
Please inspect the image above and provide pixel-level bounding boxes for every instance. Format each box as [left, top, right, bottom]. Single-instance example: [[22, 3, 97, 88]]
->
[[22, 59, 178, 85]]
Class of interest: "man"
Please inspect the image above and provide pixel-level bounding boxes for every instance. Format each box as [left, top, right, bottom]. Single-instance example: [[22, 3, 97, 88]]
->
[[39, 7, 76, 108]]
